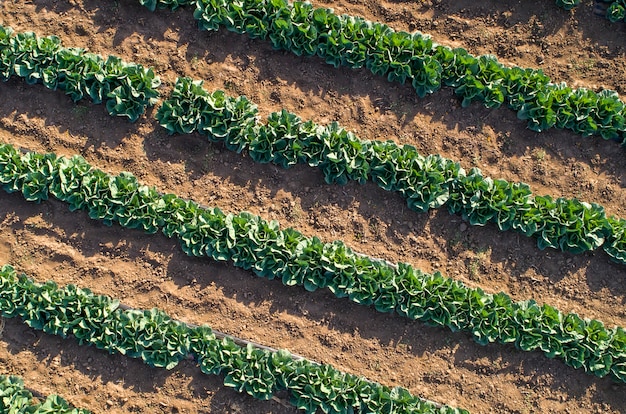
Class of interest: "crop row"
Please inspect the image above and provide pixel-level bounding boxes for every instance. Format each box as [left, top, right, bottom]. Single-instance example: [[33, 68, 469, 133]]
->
[[1, 142, 625, 384], [158, 77, 626, 264], [134, 0, 626, 143], [0, 374, 89, 414], [0, 264, 466, 414], [0, 25, 160, 121]]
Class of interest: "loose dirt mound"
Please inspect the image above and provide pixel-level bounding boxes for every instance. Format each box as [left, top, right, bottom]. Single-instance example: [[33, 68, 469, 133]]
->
[[0, 0, 624, 412]]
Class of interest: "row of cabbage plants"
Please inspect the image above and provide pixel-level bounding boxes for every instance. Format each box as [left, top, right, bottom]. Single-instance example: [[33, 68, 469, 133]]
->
[[0, 374, 89, 414], [158, 77, 626, 263], [0, 25, 160, 121], [1, 142, 625, 384], [134, 0, 626, 143], [0, 265, 466, 414]]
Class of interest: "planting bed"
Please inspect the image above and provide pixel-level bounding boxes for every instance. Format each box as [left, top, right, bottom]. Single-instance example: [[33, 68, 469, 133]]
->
[[0, 0, 625, 412]]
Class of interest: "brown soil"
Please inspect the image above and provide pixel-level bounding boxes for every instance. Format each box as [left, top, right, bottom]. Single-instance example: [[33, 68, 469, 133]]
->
[[0, 0, 625, 413]]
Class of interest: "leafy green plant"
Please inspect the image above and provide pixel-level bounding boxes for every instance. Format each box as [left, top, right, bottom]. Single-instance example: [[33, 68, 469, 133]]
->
[[556, 0, 580, 10], [0, 24, 160, 121], [0, 265, 467, 414], [606, 0, 626, 22], [0, 374, 90, 414], [139, 0, 194, 11]]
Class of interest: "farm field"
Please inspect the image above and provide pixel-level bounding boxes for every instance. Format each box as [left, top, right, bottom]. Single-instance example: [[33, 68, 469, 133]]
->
[[0, 0, 625, 412]]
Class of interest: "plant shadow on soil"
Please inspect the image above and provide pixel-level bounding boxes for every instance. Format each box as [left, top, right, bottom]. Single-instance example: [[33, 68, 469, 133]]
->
[[0, 80, 139, 152], [1, 194, 625, 412], [1, 319, 297, 413], [386, 0, 626, 47]]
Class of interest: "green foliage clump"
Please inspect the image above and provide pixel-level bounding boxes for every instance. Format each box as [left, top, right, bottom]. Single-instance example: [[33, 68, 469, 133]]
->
[[0, 374, 90, 414], [0, 25, 160, 121], [0, 265, 467, 414]]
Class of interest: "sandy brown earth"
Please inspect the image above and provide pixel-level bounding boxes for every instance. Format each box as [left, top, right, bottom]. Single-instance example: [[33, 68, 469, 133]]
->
[[0, 0, 625, 413]]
